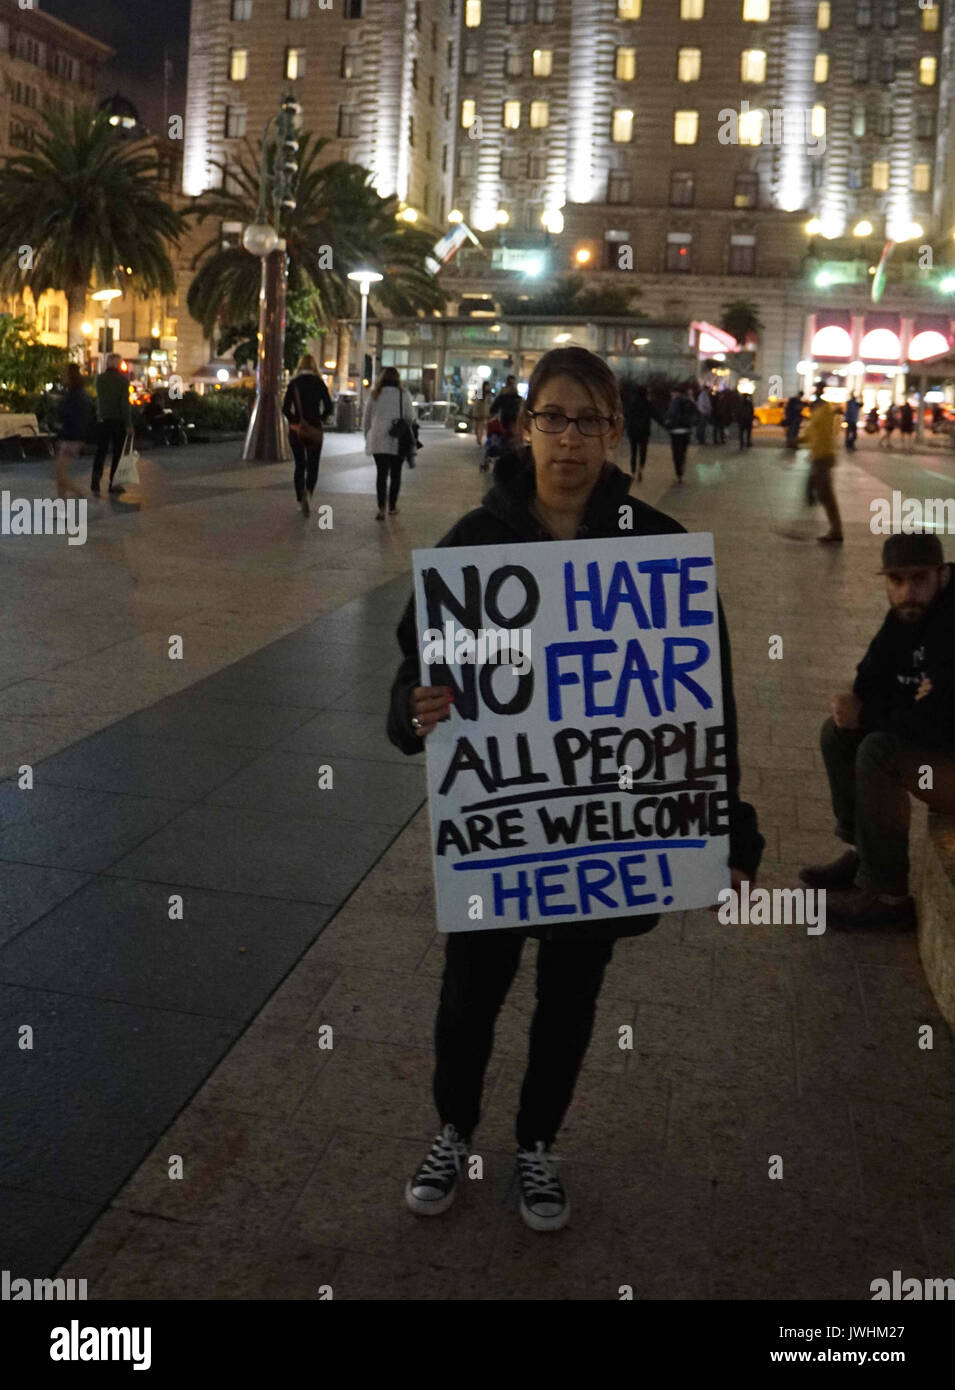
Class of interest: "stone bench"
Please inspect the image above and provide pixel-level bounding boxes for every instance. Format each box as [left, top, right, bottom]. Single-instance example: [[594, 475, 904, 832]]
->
[[909, 796, 955, 1030]]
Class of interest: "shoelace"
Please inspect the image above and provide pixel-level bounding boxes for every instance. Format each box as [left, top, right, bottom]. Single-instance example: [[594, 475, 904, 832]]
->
[[416, 1132, 466, 1184], [517, 1145, 564, 1198]]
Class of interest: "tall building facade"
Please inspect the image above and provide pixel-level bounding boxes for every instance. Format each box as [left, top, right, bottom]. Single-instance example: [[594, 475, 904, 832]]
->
[[0, 0, 111, 158], [179, 0, 459, 372], [447, 0, 955, 396]]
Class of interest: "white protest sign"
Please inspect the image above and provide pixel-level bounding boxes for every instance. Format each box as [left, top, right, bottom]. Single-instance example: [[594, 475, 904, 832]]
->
[[412, 533, 730, 933]]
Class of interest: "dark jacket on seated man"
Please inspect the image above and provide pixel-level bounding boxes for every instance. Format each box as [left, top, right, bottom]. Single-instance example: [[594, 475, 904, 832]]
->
[[853, 562, 955, 751]]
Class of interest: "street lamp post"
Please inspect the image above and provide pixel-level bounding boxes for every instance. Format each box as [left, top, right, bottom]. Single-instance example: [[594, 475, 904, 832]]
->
[[347, 269, 382, 426], [243, 92, 301, 463]]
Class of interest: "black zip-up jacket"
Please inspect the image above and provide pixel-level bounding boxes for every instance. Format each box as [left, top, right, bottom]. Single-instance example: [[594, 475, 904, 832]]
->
[[386, 450, 764, 943], [282, 372, 334, 428], [852, 564, 955, 751]]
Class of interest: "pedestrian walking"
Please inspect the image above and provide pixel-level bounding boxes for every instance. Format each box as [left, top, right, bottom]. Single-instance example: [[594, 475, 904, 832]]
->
[[90, 353, 133, 495], [844, 392, 860, 452], [879, 404, 898, 450], [899, 400, 915, 451], [490, 374, 520, 418], [363, 366, 417, 519], [472, 382, 492, 447], [282, 354, 334, 517], [736, 392, 755, 449], [621, 381, 661, 481], [695, 385, 712, 444], [783, 391, 805, 450], [711, 388, 730, 444], [798, 394, 844, 543], [664, 384, 698, 483], [386, 345, 763, 1233], [54, 364, 95, 501]]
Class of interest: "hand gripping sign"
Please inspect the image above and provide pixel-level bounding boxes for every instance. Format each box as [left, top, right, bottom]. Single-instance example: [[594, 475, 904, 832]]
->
[[413, 533, 730, 933]]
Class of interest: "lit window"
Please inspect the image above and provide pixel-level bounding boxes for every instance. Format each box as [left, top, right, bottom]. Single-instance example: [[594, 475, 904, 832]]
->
[[680, 0, 704, 16], [811, 104, 826, 138], [742, 0, 770, 18], [286, 47, 306, 79], [229, 48, 248, 80], [503, 100, 521, 129], [612, 107, 635, 142], [677, 48, 701, 81], [919, 56, 937, 86], [608, 171, 632, 204], [817, 1, 830, 27], [871, 159, 890, 190], [532, 48, 553, 77], [740, 49, 766, 82], [814, 53, 829, 82], [529, 100, 549, 128], [465, 0, 481, 26], [461, 98, 476, 127], [922, 4, 939, 30], [617, 0, 641, 16], [852, 105, 866, 136], [616, 47, 636, 80], [739, 107, 763, 144], [673, 109, 699, 144], [913, 162, 932, 192]]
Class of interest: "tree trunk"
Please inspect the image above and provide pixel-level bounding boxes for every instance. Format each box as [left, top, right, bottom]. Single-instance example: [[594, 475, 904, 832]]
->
[[66, 284, 88, 356]]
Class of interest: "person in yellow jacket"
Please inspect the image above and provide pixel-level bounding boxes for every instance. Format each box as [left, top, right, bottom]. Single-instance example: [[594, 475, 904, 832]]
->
[[799, 393, 844, 544]]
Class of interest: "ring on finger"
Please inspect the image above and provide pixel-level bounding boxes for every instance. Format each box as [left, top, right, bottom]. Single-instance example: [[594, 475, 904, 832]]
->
[[411, 716, 423, 730]]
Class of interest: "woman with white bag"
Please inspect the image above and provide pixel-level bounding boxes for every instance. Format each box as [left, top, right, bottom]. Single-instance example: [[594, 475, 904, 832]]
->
[[363, 366, 416, 520]]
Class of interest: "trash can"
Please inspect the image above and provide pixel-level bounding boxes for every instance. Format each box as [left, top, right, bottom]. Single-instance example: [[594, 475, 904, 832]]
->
[[336, 394, 358, 432]]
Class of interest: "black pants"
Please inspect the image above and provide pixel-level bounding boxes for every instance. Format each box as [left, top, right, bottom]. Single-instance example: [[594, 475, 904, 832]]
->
[[845, 420, 858, 450], [433, 929, 614, 1150], [669, 432, 690, 478], [374, 452, 403, 510], [290, 434, 322, 500], [627, 434, 648, 474], [819, 717, 955, 895], [91, 419, 126, 488], [713, 421, 726, 443], [738, 424, 752, 448]]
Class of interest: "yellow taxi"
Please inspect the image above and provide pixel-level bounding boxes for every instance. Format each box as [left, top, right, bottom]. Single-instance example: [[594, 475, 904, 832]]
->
[[753, 399, 785, 426]]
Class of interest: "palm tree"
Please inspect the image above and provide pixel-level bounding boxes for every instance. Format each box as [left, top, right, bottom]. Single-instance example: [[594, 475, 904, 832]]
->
[[0, 107, 187, 351], [720, 299, 763, 347], [187, 132, 445, 341]]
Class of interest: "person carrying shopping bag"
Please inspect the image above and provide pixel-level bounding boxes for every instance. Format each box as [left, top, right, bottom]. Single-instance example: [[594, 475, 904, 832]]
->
[[386, 345, 763, 1233], [363, 366, 416, 519], [282, 354, 334, 516]]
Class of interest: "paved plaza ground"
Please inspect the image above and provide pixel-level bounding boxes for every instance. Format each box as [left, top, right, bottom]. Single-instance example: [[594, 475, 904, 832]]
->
[[1, 421, 953, 1300]]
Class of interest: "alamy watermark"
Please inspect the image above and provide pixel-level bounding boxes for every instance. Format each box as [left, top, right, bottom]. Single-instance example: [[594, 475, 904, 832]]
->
[[718, 100, 825, 156], [870, 491, 955, 535], [717, 882, 826, 934], [422, 621, 532, 676], [1, 492, 87, 545]]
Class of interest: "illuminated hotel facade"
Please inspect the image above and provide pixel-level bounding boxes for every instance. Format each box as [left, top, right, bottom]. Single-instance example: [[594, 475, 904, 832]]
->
[[179, 0, 955, 400], [447, 0, 955, 401]]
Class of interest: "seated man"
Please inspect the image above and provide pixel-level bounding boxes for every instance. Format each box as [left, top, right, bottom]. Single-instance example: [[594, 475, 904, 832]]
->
[[800, 534, 955, 929]]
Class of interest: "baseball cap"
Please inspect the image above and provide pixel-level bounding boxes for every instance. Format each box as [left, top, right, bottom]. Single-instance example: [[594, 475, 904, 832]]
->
[[879, 534, 945, 573]]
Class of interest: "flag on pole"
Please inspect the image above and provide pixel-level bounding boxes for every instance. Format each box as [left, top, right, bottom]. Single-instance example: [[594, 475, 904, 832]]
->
[[871, 240, 895, 303]]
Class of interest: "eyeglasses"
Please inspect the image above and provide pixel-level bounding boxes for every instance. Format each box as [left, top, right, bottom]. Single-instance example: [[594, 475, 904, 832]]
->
[[526, 408, 616, 437]]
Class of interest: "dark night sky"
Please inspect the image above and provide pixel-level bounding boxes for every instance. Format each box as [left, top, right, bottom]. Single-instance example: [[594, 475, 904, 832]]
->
[[41, 0, 191, 135]]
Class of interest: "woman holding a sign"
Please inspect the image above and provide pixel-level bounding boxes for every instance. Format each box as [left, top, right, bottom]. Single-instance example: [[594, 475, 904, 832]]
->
[[387, 346, 763, 1233]]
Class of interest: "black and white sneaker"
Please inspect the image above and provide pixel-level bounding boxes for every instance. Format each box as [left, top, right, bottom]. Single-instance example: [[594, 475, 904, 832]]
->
[[405, 1124, 470, 1216], [516, 1142, 569, 1231]]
